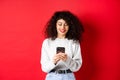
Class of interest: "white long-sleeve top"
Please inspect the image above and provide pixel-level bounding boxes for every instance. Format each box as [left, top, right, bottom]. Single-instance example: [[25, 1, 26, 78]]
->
[[40, 38, 82, 73]]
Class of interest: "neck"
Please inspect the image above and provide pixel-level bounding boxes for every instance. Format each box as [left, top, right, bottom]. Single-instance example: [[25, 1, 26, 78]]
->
[[57, 35, 66, 39]]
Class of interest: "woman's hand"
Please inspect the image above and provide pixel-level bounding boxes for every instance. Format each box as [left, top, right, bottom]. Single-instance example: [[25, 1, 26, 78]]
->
[[53, 54, 61, 64], [53, 53, 68, 64], [58, 53, 67, 61]]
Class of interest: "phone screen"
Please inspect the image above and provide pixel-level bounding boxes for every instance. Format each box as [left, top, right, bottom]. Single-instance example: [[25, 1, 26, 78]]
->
[[56, 47, 65, 53]]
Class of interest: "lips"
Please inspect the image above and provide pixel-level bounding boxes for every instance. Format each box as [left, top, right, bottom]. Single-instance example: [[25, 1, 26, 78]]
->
[[59, 29, 66, 33]]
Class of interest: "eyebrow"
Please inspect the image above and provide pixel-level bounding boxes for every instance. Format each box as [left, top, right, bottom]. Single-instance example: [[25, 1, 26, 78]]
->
[[57, 21, 67, 24], [57, 21, 63, 23]]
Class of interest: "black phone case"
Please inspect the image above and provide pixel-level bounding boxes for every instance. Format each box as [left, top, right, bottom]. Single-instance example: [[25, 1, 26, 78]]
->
[[56, 47, 65, 53]]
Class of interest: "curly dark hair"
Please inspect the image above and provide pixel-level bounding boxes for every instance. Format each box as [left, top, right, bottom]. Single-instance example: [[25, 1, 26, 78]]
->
[[45, 10, 84, 41]]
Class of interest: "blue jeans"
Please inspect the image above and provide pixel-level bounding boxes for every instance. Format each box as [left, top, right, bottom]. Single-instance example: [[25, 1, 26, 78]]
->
[[45, 72, 75, 80]]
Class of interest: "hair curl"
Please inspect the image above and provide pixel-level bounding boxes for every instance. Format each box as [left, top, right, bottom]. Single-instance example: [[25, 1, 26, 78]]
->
[[45, 10, 84, 41]]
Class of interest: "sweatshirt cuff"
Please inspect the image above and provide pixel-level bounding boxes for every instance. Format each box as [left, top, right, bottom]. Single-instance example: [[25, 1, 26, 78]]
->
[[50, 60, 57, 69], [63, 56, 72, 68], [45, 60, 57, 73]]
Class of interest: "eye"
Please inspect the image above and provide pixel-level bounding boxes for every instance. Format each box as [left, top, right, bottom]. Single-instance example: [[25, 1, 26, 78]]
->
[[57, 22, 62, 26], [64, 23, 68, 26]]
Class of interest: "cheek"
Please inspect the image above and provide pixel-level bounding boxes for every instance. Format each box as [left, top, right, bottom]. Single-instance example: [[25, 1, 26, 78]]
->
[[56, 26, 62, 31], [66, 27, 69, 31], [56, 26, 60, 32], [56, 25, 59, 30]]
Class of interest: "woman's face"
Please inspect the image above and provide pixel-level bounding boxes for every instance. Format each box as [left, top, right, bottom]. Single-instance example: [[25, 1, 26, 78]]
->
[[56, 19, 69, 38]]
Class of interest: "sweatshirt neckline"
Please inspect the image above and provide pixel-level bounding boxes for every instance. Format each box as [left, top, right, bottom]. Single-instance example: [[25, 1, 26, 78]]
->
[[56, 38, 67, 40]]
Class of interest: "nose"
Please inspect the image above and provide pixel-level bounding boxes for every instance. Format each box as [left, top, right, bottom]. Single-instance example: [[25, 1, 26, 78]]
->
[[61, 25, 65, 29]]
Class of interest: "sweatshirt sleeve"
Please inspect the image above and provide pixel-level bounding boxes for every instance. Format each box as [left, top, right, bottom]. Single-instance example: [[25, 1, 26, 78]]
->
[[40, 39, 56, 73], [63, 41, 82, 72]]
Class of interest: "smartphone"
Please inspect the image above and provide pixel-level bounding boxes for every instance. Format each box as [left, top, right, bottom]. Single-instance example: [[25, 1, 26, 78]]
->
[[56, 47, 65, 53]]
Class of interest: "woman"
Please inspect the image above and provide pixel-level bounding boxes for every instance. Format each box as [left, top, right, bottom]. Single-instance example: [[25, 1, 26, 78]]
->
[[41, 10, 84, 80]]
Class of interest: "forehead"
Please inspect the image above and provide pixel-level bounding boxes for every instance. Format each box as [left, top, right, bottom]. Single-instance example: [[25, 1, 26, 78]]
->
[[57, 19, 67, 23]]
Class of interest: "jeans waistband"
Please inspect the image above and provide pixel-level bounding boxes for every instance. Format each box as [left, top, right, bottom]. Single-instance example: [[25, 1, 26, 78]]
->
[[49, 69, 72, 74]]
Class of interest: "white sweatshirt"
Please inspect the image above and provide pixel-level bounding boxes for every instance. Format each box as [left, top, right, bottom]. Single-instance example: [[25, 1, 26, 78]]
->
[[40, 38, 82, 73]]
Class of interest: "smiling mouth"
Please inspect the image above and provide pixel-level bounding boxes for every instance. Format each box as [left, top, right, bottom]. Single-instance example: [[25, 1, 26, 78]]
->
[[59, 29, 66, 33]]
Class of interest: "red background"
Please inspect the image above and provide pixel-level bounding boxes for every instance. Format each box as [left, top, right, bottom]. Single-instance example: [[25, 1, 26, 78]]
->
[[0, 0, 120, 80]]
